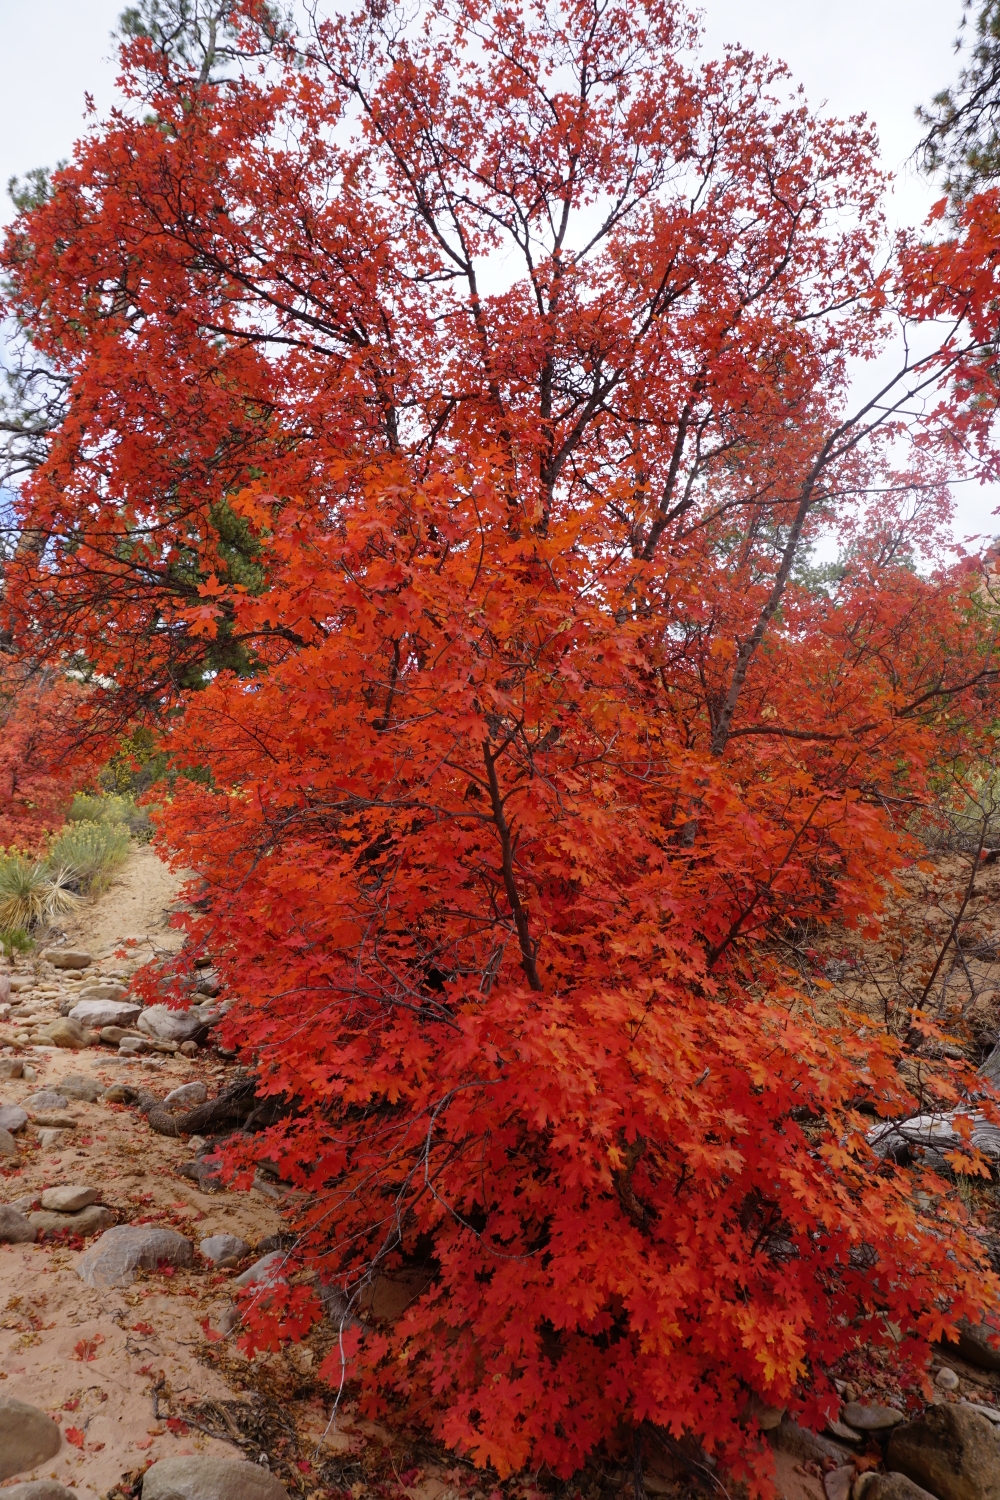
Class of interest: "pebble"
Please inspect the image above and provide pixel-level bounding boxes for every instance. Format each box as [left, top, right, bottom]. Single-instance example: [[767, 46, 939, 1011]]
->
[[142, 1456, 288, 1500], [0, 1206, 36, 1244], [842, 1401, 907, 1432], [0, 1106, 27, 1134], [41, 1184, 98, 1212], [164, 1081, 208, 1109], [75, 1225, 193, 1287], [935, 1366, 960, 1390], [200, 1233, 250, 1265], [0, 1395, 62, 1479], [42, 949, 92, 970]]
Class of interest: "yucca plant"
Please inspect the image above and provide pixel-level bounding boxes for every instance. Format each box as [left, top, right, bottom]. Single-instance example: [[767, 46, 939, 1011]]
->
[[47, 820, 131, 894], [0, 855, 80, 932]]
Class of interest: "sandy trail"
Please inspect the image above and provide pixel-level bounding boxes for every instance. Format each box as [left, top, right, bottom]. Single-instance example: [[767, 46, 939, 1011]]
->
[[0, 846, 287, 1495]]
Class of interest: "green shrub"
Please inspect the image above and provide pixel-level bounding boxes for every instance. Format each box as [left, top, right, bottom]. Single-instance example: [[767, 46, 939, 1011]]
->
[[0, 855, 80, 932], [69, 791, 153, 842], [47, 821, 131, 894], [0, 927, 32, 957]]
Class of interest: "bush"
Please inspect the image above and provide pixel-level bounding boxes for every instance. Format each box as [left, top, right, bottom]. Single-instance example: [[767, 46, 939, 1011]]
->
[[69, 791, 153, 842], [48, 820, 131, 894], [0, 855, 79, 933]]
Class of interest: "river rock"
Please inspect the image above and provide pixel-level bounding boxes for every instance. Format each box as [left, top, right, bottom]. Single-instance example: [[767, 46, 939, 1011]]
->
[[0, 1127, 18, 1157], [232, 1250, 287, 1287], [0, 1105, 28, 1133], [887, 1401, 1000, 1500], [137, 1005, 206, 1043], [41, 1185, 98, 1212], [76, 1225, 194, 1287], [69, 999, 141, 1030], [40, 1016, 90, 1049], [199, 1233, 249, 1265], [824, 1468, 854, 1500], [29, 1205, 115, 1238], [0, 1059, 23, 1079], [0, 1205, 36, 1243], [119, 1035, 148, 1054], [1, 1482, 79, 1500], [77, 982, 129, 1002], [865, 1478, 939, 1500], [826, 1418, 864, 1445], [142, 1456, 289, 1500], [195, 972, 221, 997], [164, 1082, 208, 1110], [43, 949, 91, 969], [843, 1401, 906, 1433], [0, 1395, 62, 1478], [58, 1076, 103, 1103], [936, 1367, 960, 1391], [25, 1090, 68, 1110]]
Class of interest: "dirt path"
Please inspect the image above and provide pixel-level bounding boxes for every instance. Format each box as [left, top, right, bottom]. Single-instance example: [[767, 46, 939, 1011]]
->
[[0, 847, 290, 1494]]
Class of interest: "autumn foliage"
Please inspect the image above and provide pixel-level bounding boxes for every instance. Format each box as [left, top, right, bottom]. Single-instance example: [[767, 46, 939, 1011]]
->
[[0, 664, 96, 849], [6, 0, 1000, 1491]]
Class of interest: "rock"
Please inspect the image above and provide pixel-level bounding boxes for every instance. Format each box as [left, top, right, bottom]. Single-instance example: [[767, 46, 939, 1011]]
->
[[215, 1304, 240, 1335], [195, 973, 221, 997], [939, 1317, 1000, 1373], [164, 1081, 208, 1109], [826, 1418, 864, 1445], [39, 1016, 90, 1049], [0, 1395, 63, 1478], [936, 1367, 960, 1391], [0, 1127, 19, 1157], [1, 1482, 79, 1500], [0, 1205, 36, 1243], [887, 1402, 1000, 1500], [58, 1076, 103, 1103], [0, 1105, 28, 1133], [843, 1402, 906, 1433], [41, 1185, 99, 1212], [36, 1129, 72, 1148], [199, 1233, 249, 1265], [30, 1112, 78, 1128], [179, 1160, 225, 1192], [142, 1456, 289, 1500], [25, 1090, 68, 1110], [76, 1225, 194, 1287], [43, 949, 91, 969], [119, 1036, 149, 1054], [825, 1468, 854, 1500], [102, 1083, 129, 1102], [137, 1005, 206, 1043], [865, 1479, 939, 1500], [958, 1399, 1000, 1425], [69, 999, 141, 1030], [770, 1414, 854, 1465], [29, 1205, 115, 1238], [868, 1111, 1000, 1173], [77, 982, 129, 1002], [179, 1041, 199, 1056], [232, 1250, 287, 1287], [0, 1059, 23, 1079], [22, 1065, 36, 1081]]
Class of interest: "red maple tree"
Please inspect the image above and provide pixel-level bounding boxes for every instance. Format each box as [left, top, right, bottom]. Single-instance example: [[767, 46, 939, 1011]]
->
[[5, 1, 1000, 1491]]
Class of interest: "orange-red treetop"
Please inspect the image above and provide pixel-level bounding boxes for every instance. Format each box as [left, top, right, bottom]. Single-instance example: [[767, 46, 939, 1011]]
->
[[5, 1, 1000, 1491]]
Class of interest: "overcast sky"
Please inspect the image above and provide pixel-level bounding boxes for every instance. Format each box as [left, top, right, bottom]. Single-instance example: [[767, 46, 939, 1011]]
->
[[2, 0, 994, 537]]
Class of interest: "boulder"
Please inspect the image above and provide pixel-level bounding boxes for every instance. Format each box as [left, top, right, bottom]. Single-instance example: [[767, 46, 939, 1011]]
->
[[232, 1250, 287, 1287], [0, 1483, 78, 1500], [0, 1205, 36, 1243], [164, 1081, 208, 1110], [887, 1402, 1000, 1500], [40, 1185, 98, 1212], [843, 1402, 906, 1433], [69, 999, 141, 1030], [43, 949, 91, 969], [0, 1395, 62, 1478], [137, 1005, 206, 1043], [76, 982, 129, 1002], [58, 1076, 103, 1104], [142, 1456, 288, 1500], [0, 1127, 19, 1157], [199, 1233, 250, 1265], [865, 1478, 938, 1500], [0, 1105, 28, 1133], [75, 1225, 194, 1288], [39, 1016, 90, 1050], [25, 1090, 68, 1111], [29, 1205, 115, 1238]]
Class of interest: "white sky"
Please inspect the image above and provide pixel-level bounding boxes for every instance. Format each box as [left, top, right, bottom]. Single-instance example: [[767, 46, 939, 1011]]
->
[[1, 0, 994, 539]]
